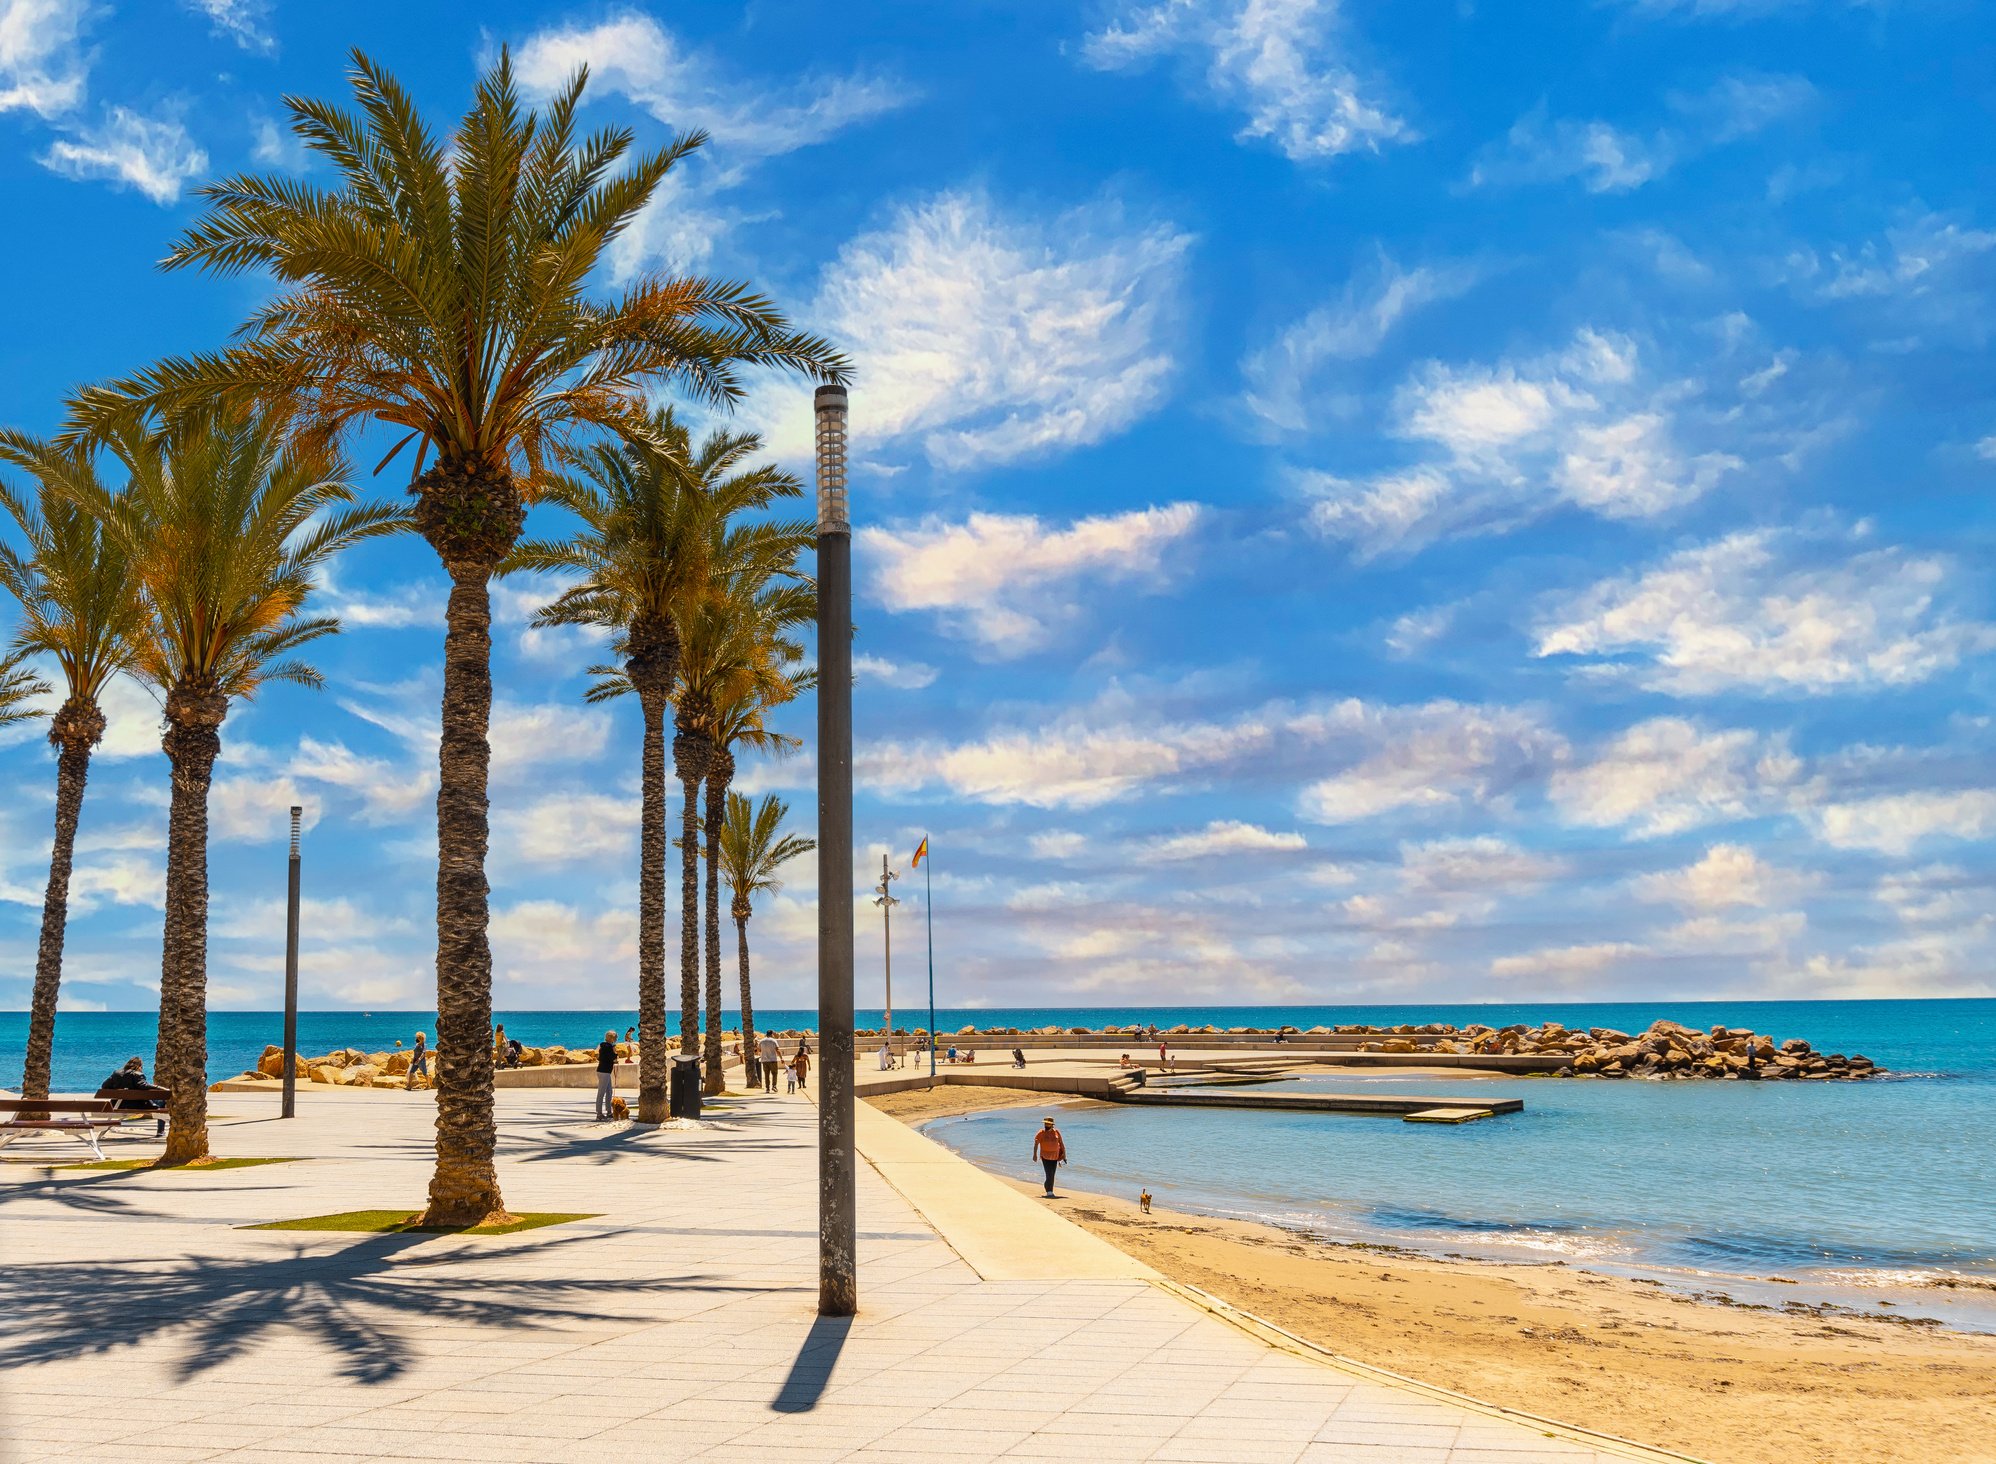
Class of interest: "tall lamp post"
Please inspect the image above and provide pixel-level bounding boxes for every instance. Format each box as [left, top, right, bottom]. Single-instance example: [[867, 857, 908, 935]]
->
[[874, 856, 899, 1063], [281, 805, 302, 1119], [814, 384, 858, 1317]]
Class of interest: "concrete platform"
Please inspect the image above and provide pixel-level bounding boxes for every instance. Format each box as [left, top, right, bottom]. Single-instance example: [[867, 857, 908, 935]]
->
[[1114, 1089, 1523, 1117]]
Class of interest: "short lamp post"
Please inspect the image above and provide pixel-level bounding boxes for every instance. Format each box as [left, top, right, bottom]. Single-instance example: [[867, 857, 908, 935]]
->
[[281, 805, 302, 1119], [815, 384, 858, 1317]]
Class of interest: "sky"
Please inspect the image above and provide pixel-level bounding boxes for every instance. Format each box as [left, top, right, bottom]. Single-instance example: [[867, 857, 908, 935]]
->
[[1, 0, 1993, 1017]]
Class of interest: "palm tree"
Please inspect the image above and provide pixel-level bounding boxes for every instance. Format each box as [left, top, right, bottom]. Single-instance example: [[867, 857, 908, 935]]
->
[[75, 53, 845, 1218], [0, 437, 145, 1101], [678, 579, 812, 1093], [72, 409, 402, 1164], [720, 792, 814, 1085], [509, 414, 805, 1120]]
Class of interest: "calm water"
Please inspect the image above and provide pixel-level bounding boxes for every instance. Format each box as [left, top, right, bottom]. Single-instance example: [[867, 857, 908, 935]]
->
[[10, 1000, 1993, 1321]]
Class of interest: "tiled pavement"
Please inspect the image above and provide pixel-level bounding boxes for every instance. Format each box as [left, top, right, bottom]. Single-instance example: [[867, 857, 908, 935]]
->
[[0, 1087, 1679, 1463]]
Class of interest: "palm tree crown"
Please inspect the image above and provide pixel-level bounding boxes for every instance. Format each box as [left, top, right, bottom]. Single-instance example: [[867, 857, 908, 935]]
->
[[721, 793, 815, 924]]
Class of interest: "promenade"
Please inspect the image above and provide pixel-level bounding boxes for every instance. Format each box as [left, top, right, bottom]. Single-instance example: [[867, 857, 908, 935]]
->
[[0, 1085, 1684, 1464]]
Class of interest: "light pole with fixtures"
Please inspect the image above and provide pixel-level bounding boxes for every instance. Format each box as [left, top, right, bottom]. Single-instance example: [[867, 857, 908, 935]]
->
[[874, 855, 899, 1064]]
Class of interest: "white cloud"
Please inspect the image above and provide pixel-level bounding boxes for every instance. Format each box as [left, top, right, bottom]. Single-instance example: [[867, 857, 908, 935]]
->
[[490, 702, 612, 785], [41, 106, 207, 204], [1239, 253, 1478, 434], [1784, 210, 1996, 314], [1551, 717, 1795, 838], [1535, 528, 1994, 696], [1398, 836, 1564, 893], [1136, 820, 1307, 861], [1029, 830, 1090, 860], [183, 0, 273, 54], [749, 190, 1191, 471], [1632, 843, 1813, 909], [1470, 109, 1665, 194], [93, 676, 162, 760], [1809, 789, 1996, 856], [1298, 701, 1562, 824], [515, 13, 908, 161], [1081, 0, 1410, 163], [1976, 434, 1996, 462], [316, 565, 446, 631], [1303, 329, 1740, 555], [493, 792, 639, 866], [852, 654, 938, 690], [1668, 72, 1814, 142], [861, 503, 1200, 654], [287, 735, 435, 823], [1490, 940, 1640, 982], [490, 898, 636, 989], [0, 0, 92, 118], [250, 116, 308, 169]]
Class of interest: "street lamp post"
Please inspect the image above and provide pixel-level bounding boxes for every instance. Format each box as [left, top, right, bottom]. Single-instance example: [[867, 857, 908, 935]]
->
[[814, 384, 858, 1317], [281, 805, 301, 1119], [874, 856, 899, 1064]]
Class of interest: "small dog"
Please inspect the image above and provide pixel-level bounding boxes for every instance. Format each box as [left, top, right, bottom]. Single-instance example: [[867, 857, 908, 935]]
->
[[609, 1096, 630, 1120], [1139, 1189, 1152, 1214]]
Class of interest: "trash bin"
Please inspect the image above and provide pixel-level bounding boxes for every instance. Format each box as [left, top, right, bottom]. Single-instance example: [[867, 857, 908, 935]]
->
[[669, 1054, 702, 1119]]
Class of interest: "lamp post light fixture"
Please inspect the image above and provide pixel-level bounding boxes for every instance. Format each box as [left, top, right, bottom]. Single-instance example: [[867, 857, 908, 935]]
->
[[814, 383, 858, 1318], [281, 805, 302, 1120], [874, 856, 900, 1064]]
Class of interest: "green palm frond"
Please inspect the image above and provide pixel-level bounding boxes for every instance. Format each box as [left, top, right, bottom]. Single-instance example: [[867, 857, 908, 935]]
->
[[64, 49, 849, 494], [0, 648, 51, 728], [720, 792, 814, 915]]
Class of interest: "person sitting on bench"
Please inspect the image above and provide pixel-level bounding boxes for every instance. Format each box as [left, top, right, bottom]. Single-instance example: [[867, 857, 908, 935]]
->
[[100, 1057, 165, 1137]]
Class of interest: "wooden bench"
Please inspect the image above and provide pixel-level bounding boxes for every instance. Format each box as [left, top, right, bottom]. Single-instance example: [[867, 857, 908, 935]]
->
[[0, 1088, 171, 1160]]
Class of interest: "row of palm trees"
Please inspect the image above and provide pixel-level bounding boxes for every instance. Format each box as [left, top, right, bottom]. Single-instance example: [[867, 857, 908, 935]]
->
[[0, 49, 843, 1223]]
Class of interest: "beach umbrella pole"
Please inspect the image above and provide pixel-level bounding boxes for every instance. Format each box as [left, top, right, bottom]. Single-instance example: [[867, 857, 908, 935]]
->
[[814, 385, 857, 1317]]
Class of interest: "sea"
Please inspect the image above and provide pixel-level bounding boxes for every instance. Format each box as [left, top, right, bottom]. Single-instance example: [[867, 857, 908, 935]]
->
[[8, 999, 1994, 1327]]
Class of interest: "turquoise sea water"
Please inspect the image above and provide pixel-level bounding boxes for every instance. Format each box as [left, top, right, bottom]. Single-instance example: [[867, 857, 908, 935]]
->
[[9, 1000, 1993, 1321], [914, 999, 1996, 1327]]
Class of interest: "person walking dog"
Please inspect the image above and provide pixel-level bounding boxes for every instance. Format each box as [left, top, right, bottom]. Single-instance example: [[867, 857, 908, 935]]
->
[[595, 1029, 619, 1120], [1032, 1117, 1067, 1197]]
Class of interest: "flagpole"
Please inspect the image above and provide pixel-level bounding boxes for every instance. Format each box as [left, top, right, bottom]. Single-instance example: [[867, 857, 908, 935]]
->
[[925, 844, 936, 1081]]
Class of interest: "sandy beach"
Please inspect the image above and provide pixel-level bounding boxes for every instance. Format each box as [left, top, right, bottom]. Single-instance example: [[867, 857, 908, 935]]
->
[[866, 1092, 1996, 1464]]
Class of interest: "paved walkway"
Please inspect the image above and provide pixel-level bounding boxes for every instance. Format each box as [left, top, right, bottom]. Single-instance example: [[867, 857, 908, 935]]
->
[[0, 1085, 1682, 1464]]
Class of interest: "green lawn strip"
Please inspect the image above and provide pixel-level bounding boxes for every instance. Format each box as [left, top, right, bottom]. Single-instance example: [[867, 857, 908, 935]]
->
[[246, 1209, 598, 1235], [56, 1156, 305, 1172]]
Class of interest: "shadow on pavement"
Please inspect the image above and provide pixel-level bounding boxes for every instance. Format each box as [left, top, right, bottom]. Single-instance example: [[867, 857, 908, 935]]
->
[[0, 1228, 797, 1386], [771, 1313, 853, 1413]]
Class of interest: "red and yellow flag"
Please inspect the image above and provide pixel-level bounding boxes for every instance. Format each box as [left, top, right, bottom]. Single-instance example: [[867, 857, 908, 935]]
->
[[912, 836, 929, 868]]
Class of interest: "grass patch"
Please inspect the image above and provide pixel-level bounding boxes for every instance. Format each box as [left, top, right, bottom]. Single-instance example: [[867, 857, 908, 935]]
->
[[57, 1156, 303, 1172], [246, 1209, 597, 1236]]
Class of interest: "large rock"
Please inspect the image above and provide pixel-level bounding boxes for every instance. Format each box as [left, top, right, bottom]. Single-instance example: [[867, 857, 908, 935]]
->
[[258, 1049, 286, 1078]]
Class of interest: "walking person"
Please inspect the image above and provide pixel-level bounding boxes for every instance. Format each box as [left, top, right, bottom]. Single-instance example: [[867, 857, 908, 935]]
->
[[792, 1043, 811, 1092], [757, 1031, 782, 1092], [493, 1023, 508, 1067], [405, 1031, 429, 1091], [595, 1029, 619, 1120], [1033, 1117, 1067, 1197]]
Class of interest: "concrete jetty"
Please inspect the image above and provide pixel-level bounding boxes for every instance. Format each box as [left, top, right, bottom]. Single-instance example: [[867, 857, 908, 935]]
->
[[1114, 1087, 1522, 1119]]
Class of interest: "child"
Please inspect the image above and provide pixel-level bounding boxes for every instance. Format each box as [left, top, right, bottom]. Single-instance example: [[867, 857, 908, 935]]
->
[[1139, 1189, 1153, 1214], [784, 1059, 797, 1095]]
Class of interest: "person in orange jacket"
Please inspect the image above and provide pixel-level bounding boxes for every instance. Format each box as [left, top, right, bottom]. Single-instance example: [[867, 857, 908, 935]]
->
[[1032, 1116, 1067, 1197]]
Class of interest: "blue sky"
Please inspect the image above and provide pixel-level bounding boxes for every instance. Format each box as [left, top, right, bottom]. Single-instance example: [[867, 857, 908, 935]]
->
[[1, 0, 1993, 1015]]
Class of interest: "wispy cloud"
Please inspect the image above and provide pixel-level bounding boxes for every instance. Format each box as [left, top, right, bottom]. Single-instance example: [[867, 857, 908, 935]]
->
[[748, 189, 1192, 471], [1081, 0, 1410, 163], [1551, 717, 1797, 838], [1239, 251, 1480, 435], [1535, 524, 1996, 696], [861, 503, 1201, 655], [182, 0, 274, 55], [0, 0, 93, 118], [40, 105, 207, 204]]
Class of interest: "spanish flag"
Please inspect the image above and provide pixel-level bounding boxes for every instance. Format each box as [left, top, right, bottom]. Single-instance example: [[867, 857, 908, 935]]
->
[[912, 836, 929, 868]]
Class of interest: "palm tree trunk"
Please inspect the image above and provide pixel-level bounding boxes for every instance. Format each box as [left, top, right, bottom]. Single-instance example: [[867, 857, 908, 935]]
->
[[421, 569, 506, 1223], [635, 681, 671, 1123], [22, 701, 104, 1102], [156, 685, 224, 1165], [736, 913, 756, 1088], [673, 729, 704, 1093], [701, 763, 728, 1095]]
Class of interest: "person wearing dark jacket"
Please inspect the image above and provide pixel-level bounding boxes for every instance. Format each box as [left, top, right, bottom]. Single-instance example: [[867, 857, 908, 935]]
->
[[101, 1057, 165, 1136], [595, 1031, 619, 1120]]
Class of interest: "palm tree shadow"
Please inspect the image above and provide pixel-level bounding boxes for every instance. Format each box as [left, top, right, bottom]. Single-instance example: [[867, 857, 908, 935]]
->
[[0, 1228, 793, 1386], [0, 1168, 303, 1218]]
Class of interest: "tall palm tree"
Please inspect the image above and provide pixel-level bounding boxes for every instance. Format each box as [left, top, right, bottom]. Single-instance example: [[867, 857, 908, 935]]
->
[[74, 53, 845, 1218], [73, 410, 402, 1164], [509, 414, 804, 1120], [720, 792, 814, 1086], [678, 579, 812, 1093], [0, 438, 145, 1101]]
